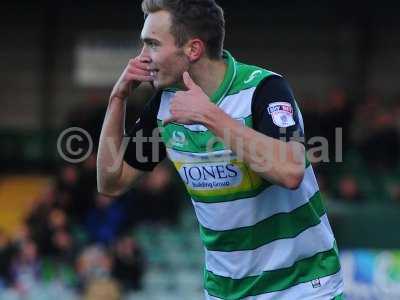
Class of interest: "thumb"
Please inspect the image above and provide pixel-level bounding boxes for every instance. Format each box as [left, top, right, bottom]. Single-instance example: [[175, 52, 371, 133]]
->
[[183, 71, 197, 90]]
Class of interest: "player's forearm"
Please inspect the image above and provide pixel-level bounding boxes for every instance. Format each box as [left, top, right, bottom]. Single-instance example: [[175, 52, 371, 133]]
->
[[203, 107, 305, 189], [97, 96, 128, 194]]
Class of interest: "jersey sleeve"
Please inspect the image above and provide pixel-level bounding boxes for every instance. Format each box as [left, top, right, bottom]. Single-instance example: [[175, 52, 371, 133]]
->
[[123, 91, 166, 171], [251, 75, 305, 144]]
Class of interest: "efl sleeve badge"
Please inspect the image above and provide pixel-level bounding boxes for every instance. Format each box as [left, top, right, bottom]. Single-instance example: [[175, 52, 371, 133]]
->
[[267, 102, 296, 128]]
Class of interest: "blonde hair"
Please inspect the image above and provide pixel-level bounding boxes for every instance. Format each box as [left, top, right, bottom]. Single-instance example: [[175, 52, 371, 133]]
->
[[141, 0, 225, 59]]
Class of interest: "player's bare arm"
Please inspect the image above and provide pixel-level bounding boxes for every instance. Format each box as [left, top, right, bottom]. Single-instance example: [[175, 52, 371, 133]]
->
[[97, 56, 153, 197], [164, 72, 305, 190]]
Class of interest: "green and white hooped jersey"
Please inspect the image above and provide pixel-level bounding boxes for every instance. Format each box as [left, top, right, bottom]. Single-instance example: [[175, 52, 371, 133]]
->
[[155, 51, 343, 300]]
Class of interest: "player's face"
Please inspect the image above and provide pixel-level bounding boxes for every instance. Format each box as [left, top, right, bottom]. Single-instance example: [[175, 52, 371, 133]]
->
[[140, 10, 189, 89]]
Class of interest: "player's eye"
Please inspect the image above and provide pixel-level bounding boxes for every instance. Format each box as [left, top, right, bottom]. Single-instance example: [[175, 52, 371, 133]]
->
[[147, 41, 157, 49]]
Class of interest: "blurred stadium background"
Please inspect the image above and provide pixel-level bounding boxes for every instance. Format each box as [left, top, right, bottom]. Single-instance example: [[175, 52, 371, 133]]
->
[[0, 1, 399, 299]]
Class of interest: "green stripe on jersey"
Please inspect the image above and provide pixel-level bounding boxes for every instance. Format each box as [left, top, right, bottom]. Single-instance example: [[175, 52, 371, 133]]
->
[[204, 247, 341, 300], [158, 116, 253, 154], [200, 191, 325, 251]]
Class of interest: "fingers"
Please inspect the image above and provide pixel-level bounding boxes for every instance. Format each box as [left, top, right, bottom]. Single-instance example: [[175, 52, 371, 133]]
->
[[124, 57, 152, 83], [125, 73, 153, 83], [128, 59, 150, 73], [127, 67, 150, 77]]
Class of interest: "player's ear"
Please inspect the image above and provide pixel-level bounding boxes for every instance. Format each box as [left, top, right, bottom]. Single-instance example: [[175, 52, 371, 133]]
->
[[184, 38, 205, 63]]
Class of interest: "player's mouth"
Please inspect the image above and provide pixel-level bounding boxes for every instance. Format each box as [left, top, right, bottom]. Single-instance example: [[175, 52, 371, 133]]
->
[[149, 69, 159, 78]]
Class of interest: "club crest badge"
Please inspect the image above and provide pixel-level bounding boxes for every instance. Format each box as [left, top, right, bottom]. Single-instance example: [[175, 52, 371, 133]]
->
[[267, 102, 295, 128], [311, 278, 321, 288]]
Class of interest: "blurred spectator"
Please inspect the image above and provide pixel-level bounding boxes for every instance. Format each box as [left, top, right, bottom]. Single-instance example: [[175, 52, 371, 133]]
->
[[83, 278, 121, 300], [388, 183, 400, 203], [321, 88, 354, 155], [74, 153, 98, 221], [26, 184, 57, 251], [0, 230, 14, 287], [65, 90, 108, 151], [359, 121, 399, 171], [299, 94, 322, 141], [29, 207, 70, 256], [334, 175, 363, 202], [350, 94, 380, 143], [56, 163, 96, 223], [351, 95, 400, 170], [112, 235, 145, 291], [49, 208, 69, 232], [394, 100, 400, 132], [85, 193, 128, 245], [55, 165, 79, 215], [132, 164, 182, 225], [12, 225, 31, 246], [10, 240, 41, 294], [76, 246, 113, 286], [40, 229, 79, 288], [51, 230, 77, 264], [58, 165, 79, 192], [313, 170, 330, 197]]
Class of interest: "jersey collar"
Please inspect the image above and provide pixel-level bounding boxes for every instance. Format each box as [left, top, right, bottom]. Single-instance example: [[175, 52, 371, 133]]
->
[[163, 50, 237, 103], [210, 50, 237, 104]]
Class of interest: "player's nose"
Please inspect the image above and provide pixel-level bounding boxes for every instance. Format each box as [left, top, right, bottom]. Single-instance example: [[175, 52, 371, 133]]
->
[[138, 46, 151, 63]]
